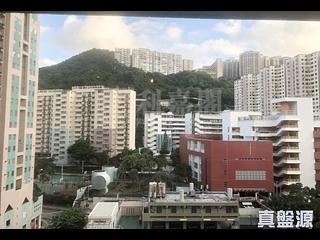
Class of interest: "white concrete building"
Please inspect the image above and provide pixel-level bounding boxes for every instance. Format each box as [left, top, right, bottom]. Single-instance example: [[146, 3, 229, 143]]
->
[[87, 202, 120, 229], [115, 48, 191, 75], [235, 51, 320, 116], [114, 48, 131, 67], [234, 74, 259, 112], [185, 112, 222, 135], [223, 59, 239, 79], [144, 112, 185, 155], [222, 98, 316, 191], [132, 48, 153, 72], [36, 86, 136, 165], [0, 13, 42, 229], [239, 51, 263, 76], [182, 59, 194, 71], [257, 65, 286, 116]]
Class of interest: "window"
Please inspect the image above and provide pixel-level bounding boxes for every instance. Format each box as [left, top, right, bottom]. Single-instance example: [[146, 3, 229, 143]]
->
[[224, 159, 228, 164], [171, 206, 177, 213], [191, 206, 197, 213], [6, 220, 10, 227], [224, 182, 228, 188], [235, 171, 266, 181], [156, 206, 162, 213], [224, 170, 228, 176], [205, 207, 211, 213]]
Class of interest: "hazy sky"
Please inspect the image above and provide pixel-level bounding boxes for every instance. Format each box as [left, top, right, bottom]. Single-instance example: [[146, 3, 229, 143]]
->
[[39, 14, 320, 68]]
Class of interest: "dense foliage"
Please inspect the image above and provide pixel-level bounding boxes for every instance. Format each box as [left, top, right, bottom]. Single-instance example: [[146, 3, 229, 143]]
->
[[34, 154, 56, 181], [265, 184, 320, 228], [67, 138, 110, 171], [39, 48, 234, 109], [47, 208, 87, 229]]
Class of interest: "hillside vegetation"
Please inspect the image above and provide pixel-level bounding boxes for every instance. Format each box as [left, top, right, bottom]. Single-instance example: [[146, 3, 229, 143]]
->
[[39, 48, 234, 109]]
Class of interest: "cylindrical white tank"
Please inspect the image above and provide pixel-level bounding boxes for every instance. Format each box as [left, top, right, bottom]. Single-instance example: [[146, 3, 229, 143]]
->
[[91, 170, 111, 190], [227, 188, 233, 200], [180, 189, 184, 202], [189, 183, 194, 192], [158, 182, 166, 198], [102, 167, 117, 182], [149, 182, 157, 198]]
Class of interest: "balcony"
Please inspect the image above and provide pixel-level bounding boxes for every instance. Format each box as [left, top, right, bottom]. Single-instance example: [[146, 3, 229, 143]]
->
[[274, 146, 300, 156], [277, 178, 300, 187], [274, 136, 299, 146], [274, 157, 300, 167], [314, 142, 320, 149], [275, 168, 300, 177], [315, 152, 320, 160], [314, 131, 320, 138]]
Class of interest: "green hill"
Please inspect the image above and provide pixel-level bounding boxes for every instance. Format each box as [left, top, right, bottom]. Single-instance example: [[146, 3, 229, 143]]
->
[[39, 48, 234, 109]]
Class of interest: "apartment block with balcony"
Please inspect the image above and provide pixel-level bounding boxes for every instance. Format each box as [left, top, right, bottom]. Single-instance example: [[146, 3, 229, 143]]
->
[[36, 86, 136, 165], [222, 98, 316, 192], [235, 50, 320, 116], [115, 48, 193, 75], [0, 13, 42, 229], [185, 112, 222, 135], [144, 112, 185, 155]]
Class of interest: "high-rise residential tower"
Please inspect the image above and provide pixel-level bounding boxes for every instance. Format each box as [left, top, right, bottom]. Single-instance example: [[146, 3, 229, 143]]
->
[[223, 59, 239, 79], [0, 13, 42, 229], [239, 51, 263, 76], [114, 48, 131, 67], [36, 86, 136, 165]]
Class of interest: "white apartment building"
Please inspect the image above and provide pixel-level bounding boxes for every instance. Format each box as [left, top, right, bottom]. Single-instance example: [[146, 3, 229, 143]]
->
[[235, 51, 320, 115], [132, 48, 153, 72], [234, 74, 259, 112], [257, 65, 286, 115], [36, 86, 136, 165], [144, 112, 185, 155], [223, 59, 239, 79], [185, 112, 222, 135], [0, 13, 42, 229], [114, 48, 131, 67], [222, 98, 316, 191], [115, 48, 192, 75], [182, 59, 194, 71], [239, 51, 263, 76]]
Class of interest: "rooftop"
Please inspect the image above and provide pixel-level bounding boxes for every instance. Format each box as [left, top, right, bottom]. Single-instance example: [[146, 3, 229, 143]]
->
[[88, 202, 118, 219], [150, 191, 236, 203]]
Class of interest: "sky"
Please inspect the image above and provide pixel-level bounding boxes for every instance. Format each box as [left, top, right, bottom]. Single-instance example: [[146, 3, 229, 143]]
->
[[39, 14, 320, 69]]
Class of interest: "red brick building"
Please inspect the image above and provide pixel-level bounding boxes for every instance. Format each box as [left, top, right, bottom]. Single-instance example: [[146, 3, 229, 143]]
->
[[180, 134, 274, 193]]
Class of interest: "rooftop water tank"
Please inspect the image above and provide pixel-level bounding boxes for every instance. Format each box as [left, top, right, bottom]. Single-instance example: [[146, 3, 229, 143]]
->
[[91, 170, 111, 191]]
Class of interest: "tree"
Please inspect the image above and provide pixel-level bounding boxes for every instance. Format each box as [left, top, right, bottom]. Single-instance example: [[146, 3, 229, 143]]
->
[[265, 184, 320, 229], [173, 163, 192, 182], [34, 154, 56, 179], [153, 171, 167, 182], [170, 148, 180, 167], [140, 148, 153, 157], [128, 169, 139, 183], [94, 151, 110, 168], [155, 155, 168, 170], [67, 138, 96, 170], [47, 208, 87, 229]]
